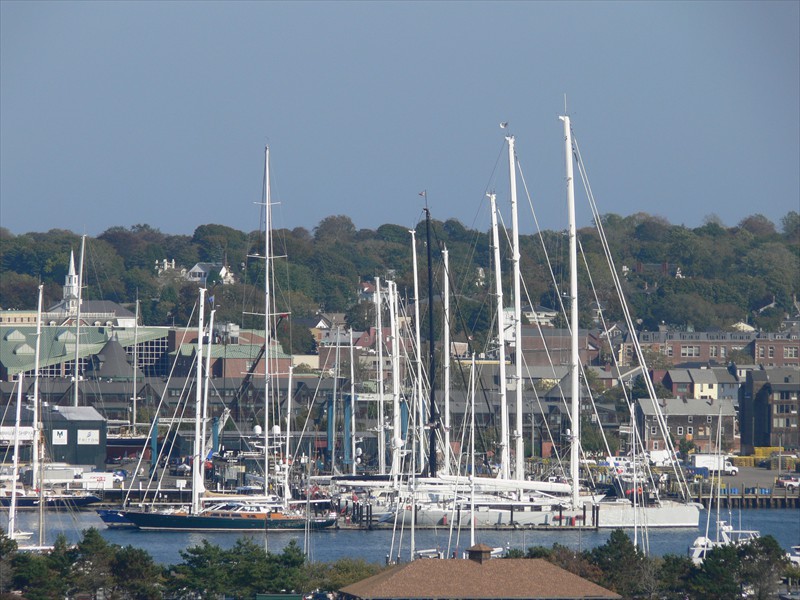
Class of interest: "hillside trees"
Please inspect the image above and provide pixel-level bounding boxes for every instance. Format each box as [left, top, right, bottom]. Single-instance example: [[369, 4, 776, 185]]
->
[[0, 211, 797, 336]]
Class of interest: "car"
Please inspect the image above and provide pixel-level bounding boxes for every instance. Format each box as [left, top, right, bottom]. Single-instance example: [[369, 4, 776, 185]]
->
[[776, 474, 800, 491]]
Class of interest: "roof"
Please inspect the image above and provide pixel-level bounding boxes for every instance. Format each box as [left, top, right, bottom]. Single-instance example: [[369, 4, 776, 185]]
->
[[637, 397, 736, 417], [665, 369, 692, 384], [0, 325, 169, 377], [688, 368, 716, 385], [339, 557, 620, 599]]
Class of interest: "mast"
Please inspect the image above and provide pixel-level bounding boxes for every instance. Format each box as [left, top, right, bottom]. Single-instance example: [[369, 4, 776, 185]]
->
[[262, 145, 273, 498], [285, 364, 293, 502], [132, 297, 140, 432], [331, 327, 341, 473], [560, 114, 581, 507], [409, 229, 426, 473], [349, 329, 357, 476], [424, 208, 439, 477], [201, 307, 215, 483], [442, 246, 451, 476], [33, 284, 44, 546], [72, 235, 86, 407], [388, 281, 402, 482], [470, 353, 476, 548], [9, 374, 23, 539], [508, 134, 525, 481], [489, 193, 510, 480], [192, 288, 206, 515], [32, 286, 43, 493], [375, 277, 386, 475]]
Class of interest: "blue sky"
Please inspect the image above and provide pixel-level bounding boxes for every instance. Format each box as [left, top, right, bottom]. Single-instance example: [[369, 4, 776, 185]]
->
[[1, 1, 798, 237]]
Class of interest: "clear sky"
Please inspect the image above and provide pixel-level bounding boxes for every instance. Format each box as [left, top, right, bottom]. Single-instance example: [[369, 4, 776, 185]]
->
[[1, 1, 798, 238]]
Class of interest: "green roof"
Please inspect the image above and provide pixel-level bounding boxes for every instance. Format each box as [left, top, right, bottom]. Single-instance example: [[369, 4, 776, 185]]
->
[[0, 325, 169, 377]]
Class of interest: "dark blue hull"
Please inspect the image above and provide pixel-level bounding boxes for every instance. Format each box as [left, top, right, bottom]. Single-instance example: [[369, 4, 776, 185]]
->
[[119, 509, 337, 532]]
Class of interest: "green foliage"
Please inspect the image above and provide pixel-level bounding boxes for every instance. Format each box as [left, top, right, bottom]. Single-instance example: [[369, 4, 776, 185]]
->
[[1, 211, 797, 338]]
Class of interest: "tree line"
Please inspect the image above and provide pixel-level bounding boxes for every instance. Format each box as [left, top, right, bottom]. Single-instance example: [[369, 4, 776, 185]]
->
[[1, 527, 798, 599], [1, 211, 798, 348]]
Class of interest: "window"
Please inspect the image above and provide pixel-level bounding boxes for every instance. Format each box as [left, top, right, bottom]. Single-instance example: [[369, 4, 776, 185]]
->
[[651, 426, 657, 436], [677, 426, 684, 435], [759, 346, 766, 358], [769, 346, 775, 358], [710, 346, 717, 357], [652, 441, 659, 450], [707, 415, 713, 423], [720, 346, 727, 358], [681, 345, 700, 357], [784, 346, 799, 358], [687, 427, 694, 435], [688, 415, 693, 423]]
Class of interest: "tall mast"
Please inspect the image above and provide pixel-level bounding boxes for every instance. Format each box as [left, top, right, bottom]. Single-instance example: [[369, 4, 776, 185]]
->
[[560, 114, 581, 507], [33, 284, 44, 546], [349, 329, 357, 476], [375, 277, 386, 475], [201, 307, 215, 483], [132, 297, 140, 432], [32, 285, 43, 492], [442, 246, 451, 476], [388, 281, 402, 482], [262, 145, 273, 497], [409, 229, 426, 473], [508, 134, 525, 481], [285, 365, 293, 502], [489, 193, 510, 480], [192, 288, 206, 514], [9, 374, 23, 539], [72, 235, 86, 407], [424, 208, 439, 477]]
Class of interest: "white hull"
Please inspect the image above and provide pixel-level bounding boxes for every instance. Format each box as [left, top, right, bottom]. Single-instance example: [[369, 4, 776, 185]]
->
[[382, 498, 700, 529]]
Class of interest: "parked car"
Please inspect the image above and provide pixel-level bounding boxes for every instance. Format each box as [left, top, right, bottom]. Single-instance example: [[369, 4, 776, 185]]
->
[[776, 474, 800, 491]]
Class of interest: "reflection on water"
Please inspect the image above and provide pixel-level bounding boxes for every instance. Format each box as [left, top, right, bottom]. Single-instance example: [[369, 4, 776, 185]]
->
[[7, 508, 800, 567]]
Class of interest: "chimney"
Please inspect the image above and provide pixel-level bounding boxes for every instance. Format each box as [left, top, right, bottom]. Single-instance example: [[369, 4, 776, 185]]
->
[[466, 543, 493, 564]]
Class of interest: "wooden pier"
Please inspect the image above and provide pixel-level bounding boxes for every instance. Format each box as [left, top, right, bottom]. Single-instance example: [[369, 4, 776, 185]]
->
[[694, 487, 799, 509]]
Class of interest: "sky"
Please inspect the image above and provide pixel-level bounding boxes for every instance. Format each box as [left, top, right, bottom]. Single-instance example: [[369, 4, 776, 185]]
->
[[1, 1, 798, 238]]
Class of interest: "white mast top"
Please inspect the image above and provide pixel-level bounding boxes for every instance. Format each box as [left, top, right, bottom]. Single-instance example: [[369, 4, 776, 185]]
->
[[507, 134, 525, 482], [560, 115, 581, 508]]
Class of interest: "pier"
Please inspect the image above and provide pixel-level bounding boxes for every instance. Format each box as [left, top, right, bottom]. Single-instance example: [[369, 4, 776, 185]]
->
[[693, 487, 799, 509]]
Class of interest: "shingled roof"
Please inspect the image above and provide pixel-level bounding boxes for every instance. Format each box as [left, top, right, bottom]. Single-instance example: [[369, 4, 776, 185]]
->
[[339, 554, 620, 600]]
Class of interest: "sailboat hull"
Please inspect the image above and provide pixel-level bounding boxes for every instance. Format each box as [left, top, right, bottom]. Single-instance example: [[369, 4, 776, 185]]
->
[[119, 509, 337, 532]]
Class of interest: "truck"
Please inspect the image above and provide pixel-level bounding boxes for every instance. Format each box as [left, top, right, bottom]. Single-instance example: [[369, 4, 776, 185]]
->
[[690, 453, 738, 475]]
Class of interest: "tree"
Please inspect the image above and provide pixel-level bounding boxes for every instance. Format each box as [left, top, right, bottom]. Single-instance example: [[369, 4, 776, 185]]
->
[[110, 545, 163, 599], [689, 543, 741, 600], [589, 529, 646, 597], [168, 539, 229, 598], [314, 215, 356, 243], [69, 528, 114, 598], [738, 536, 788, 600], [738, 214, 777, 237]]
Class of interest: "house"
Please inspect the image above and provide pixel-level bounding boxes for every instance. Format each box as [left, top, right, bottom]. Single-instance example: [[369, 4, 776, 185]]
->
[[185, 262, 235, 286], [339, 544, 620, 600], [741, 367, 800, 453], [635, 397, 738, 454]]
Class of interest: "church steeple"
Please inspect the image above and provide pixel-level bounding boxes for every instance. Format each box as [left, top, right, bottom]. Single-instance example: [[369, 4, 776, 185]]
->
[[63, 249, 80, 313]]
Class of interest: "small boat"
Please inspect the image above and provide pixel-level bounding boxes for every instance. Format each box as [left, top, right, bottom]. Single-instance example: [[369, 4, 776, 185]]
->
[[688, 520, 761, 565], [0, 489, 102, 509], [96, 508, 136, 528], [787, 545, 800, 566]]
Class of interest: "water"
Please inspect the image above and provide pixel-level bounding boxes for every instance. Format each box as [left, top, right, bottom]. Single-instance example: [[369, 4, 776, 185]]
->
[[10, 508, 800, 567]]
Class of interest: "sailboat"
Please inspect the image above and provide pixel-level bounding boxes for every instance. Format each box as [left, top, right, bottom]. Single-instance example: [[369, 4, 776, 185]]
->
[[377, 118, 701, 531], [117, 148, 336, 532]]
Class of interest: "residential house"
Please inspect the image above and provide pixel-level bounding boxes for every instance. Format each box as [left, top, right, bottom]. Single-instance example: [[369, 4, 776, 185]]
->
[[185, 262, 235, 286], [635, 397, 738, 454]]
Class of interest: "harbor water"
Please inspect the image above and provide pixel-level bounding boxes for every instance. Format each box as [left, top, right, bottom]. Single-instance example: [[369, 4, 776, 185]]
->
[[9, 508, 800, 566]]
